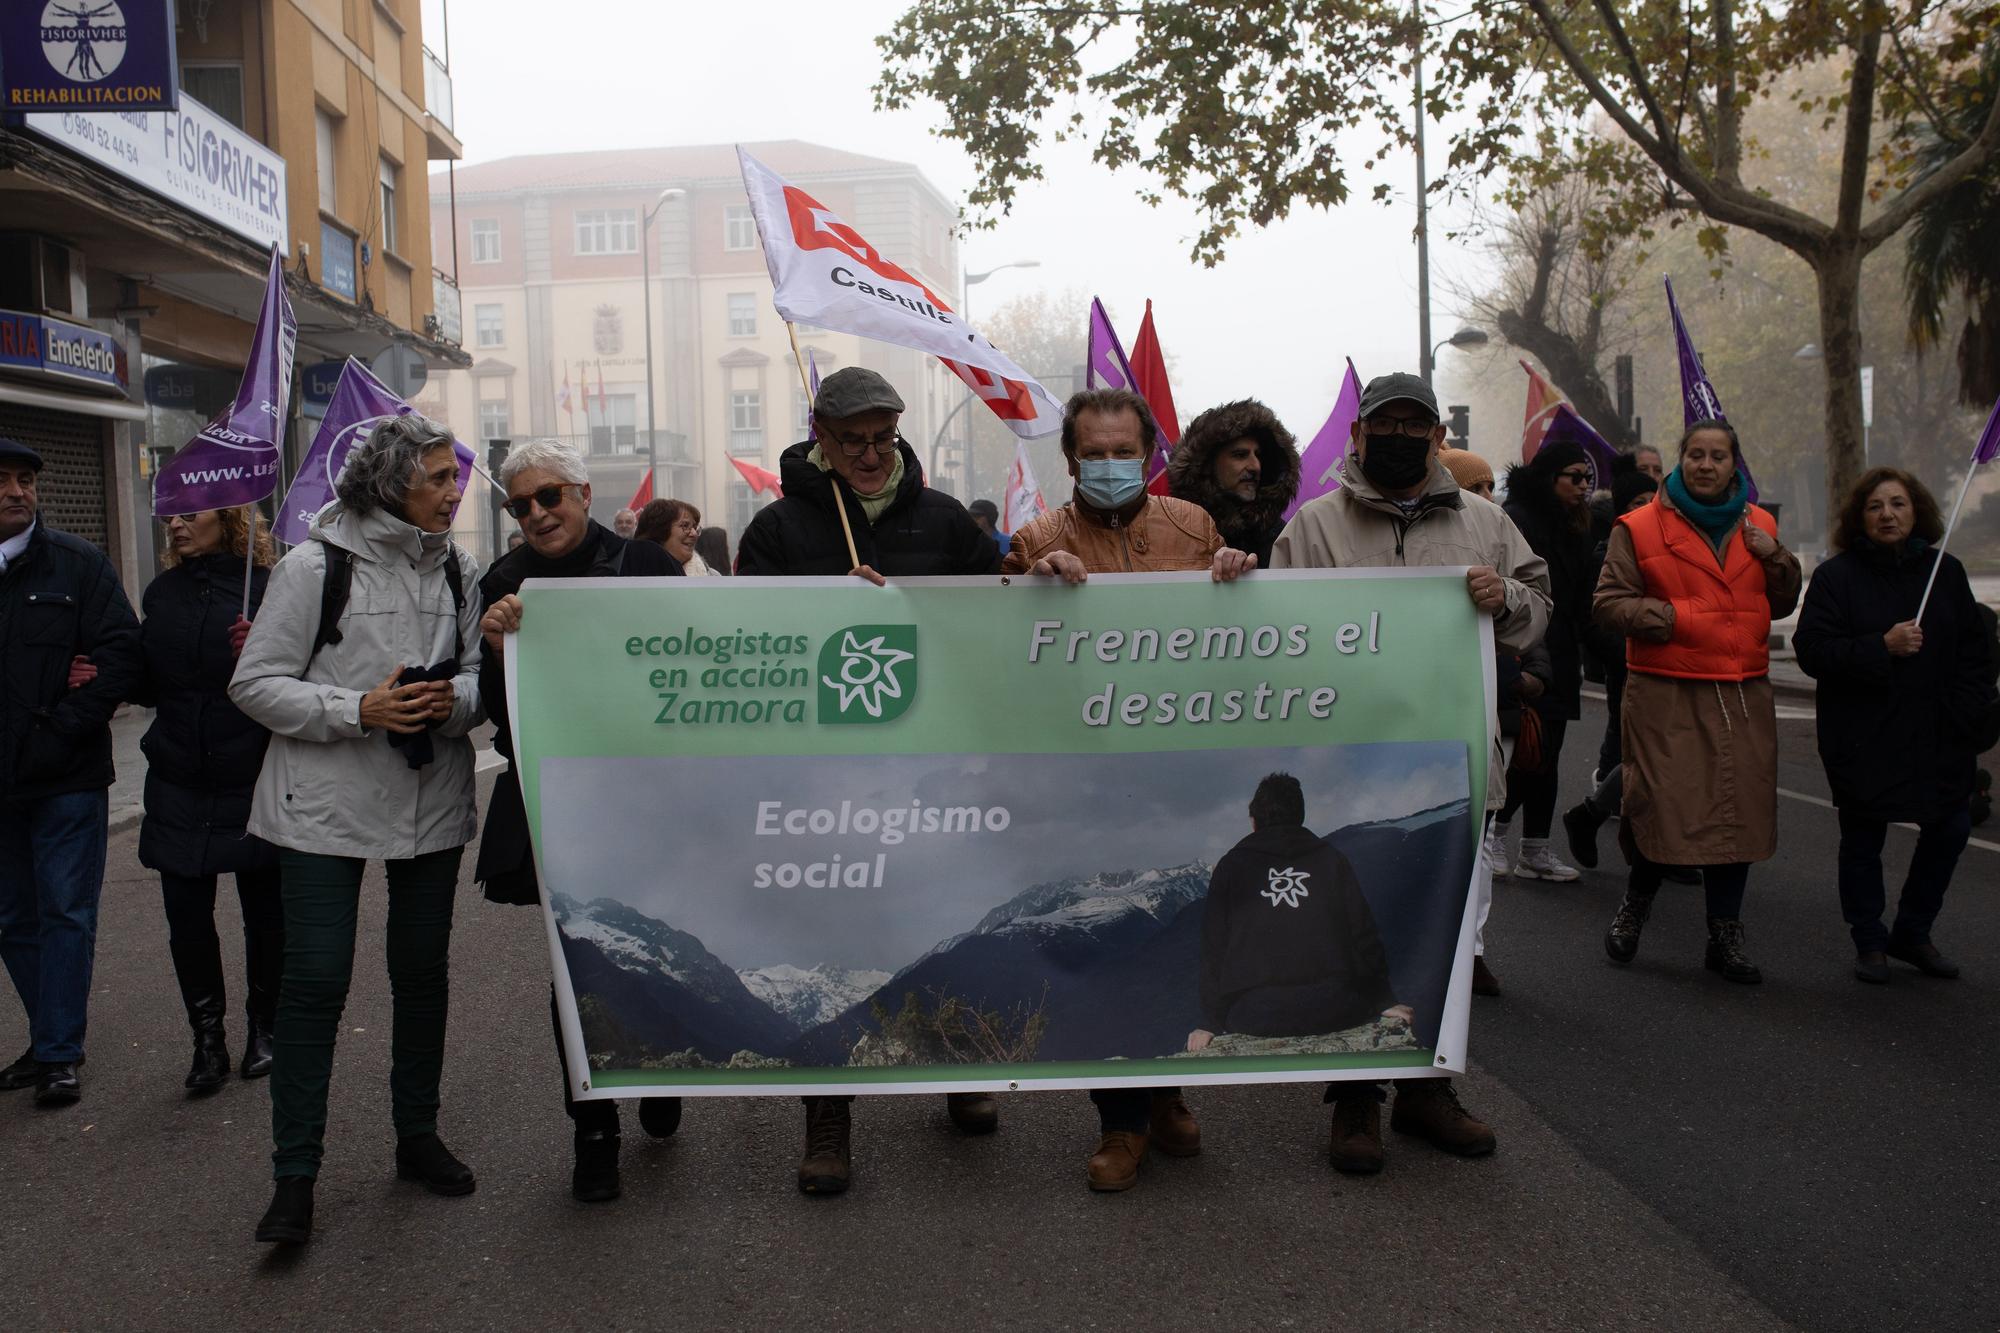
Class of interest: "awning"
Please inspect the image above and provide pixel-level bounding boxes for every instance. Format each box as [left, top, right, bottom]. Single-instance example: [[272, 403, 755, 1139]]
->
[[0, 380, 149, 422]]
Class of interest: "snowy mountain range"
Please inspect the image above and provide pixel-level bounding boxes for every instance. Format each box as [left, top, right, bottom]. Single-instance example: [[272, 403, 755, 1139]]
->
[[738, 963, 892, 1030]]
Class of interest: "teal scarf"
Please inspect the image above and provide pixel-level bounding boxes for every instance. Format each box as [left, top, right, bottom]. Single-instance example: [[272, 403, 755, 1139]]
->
[[1665, 466, 1748, 540]]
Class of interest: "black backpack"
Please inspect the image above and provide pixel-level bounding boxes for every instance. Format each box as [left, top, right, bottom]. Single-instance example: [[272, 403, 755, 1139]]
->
[[307, 540, 466, 665]]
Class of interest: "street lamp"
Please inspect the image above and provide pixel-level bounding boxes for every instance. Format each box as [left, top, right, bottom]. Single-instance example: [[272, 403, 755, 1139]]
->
[[941, 258, 1041, 493], [641, 186, 686, 499], [1430, 325, 1489, 365]]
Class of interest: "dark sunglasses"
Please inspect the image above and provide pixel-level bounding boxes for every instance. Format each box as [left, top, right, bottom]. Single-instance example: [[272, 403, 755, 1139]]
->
[[502, 484, 579, 519], [1556, 468, 1592, 486]]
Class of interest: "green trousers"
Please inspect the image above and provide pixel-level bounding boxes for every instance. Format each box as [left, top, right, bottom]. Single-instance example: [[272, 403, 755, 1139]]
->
[[270, 846, 462, 1180]]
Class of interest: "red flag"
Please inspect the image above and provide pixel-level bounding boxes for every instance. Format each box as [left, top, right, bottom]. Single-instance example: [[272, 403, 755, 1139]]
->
[[595, 360, 609, 414], [1519, 360, 1570, 463], [1130, 300, 1180, 493], [558, 367, 574, 422], [729, 455, 782, 497], [628, 468, 653, 510]]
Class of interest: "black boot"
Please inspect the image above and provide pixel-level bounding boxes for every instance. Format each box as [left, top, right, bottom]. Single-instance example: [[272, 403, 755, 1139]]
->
[[254, 1177, 314, 1245], [185, 1023, 230, 1092], [1605, 883, 1658, 964], [169, 922, 231, 1092], [395, 1132, 477, 1196], [1561, 801, 1605, 870], [572, 1131, 622, 1202], [241, 926, 283, 1080], [1704, 917, 1763, 985]]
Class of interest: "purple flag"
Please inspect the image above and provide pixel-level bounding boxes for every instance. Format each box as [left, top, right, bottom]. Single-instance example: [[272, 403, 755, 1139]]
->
[[1085, 297, 1135, 391], [807, 349, 821, 440], [1285, 360, 1363, 521], [153, 247, 297, 516], [1666, 276, 1758, 502], [276, 358, 473, 545], [1540, 403, 1623, 495], [1973, 392, 2000, 465]]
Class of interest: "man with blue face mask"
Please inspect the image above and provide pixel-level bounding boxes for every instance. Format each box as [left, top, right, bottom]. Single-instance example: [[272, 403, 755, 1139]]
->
[[1002, 388, 1254, 584]]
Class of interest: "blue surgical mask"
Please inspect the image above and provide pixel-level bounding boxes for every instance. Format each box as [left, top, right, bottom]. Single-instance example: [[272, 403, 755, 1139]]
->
[[1076, 457, 1147, 510]]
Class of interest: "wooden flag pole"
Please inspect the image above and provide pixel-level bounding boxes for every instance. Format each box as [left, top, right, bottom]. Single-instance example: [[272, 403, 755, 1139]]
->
[[787, 322, 860, 571], [1914, 463, 1977, 624]]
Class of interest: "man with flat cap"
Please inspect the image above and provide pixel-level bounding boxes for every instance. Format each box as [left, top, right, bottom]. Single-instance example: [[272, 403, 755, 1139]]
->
[[0, 437, 142, 1107], [734, 365, 1001, 1196], [1271, 371, 1551, 1175]]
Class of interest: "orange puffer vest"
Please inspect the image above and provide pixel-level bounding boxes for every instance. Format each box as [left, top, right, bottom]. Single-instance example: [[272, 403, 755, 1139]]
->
[[1620, 497, 1778, 681]]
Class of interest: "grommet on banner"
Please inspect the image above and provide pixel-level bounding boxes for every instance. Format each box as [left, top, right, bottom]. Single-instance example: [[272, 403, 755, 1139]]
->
[[582, 1081, 591, 1091], [1008, 1081, 1019, 1091]]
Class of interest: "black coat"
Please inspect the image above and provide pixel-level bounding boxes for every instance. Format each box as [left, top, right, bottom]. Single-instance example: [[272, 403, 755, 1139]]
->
[[735, 440, 1000, 578], [133, 554, 277, 876], [1503, 466, 1595, 719], [0, 523, 142, 801], [475, 521, 681, 904], [1794, 542, 1998, 822]]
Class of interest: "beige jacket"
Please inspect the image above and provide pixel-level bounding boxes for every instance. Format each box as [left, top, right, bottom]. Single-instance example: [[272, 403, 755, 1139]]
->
[[1270, 456, 1553, 809]]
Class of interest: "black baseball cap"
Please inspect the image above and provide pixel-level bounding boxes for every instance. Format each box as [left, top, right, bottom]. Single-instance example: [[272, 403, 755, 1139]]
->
[[0, 437, 44, 471], [813, 367, 906, 420], [1356, 373, 1439, 421]]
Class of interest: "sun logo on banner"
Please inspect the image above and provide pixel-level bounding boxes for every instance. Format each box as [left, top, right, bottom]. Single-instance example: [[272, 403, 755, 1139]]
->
[[816, 626, 918, 724], [1262, 866, 1311, 909]]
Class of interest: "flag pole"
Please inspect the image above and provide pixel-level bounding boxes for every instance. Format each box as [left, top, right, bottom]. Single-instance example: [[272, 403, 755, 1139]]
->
[[787, 322, 860, 571], [1914, 464, 1977, 624]]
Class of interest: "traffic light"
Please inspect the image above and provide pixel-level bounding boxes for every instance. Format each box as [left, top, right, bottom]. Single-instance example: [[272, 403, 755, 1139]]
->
[[1446, 404, 1470, 450]]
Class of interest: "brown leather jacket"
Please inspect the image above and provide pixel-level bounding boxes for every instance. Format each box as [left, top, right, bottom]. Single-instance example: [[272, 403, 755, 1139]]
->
[[1001, 494, 1224, 574]]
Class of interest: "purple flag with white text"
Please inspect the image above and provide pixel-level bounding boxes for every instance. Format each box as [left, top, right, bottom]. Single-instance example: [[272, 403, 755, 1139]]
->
[[1666, 276, 1757, 501], [275, 358, 473, 545], [1285, 360, 1363, 521], [153, 247, 297, 516]]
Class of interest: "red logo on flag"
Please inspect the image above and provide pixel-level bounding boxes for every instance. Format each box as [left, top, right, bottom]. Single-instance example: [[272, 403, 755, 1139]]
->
[[782, 185, 951, 311], [944, 359, 1037, 422]]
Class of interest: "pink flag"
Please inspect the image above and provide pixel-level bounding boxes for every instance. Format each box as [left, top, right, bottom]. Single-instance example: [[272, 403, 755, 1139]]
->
[[1003, 439, 1047, 532], [1285, 360, 1362, 521]]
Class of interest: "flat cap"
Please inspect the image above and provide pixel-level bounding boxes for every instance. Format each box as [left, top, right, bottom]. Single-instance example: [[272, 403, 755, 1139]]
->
[[813, 366, 905, 420], [0, 437, 44, 471]]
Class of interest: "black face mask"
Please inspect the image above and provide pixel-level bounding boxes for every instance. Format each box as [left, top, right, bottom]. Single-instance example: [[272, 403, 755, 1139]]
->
[[1358, 436, 1431, 491]]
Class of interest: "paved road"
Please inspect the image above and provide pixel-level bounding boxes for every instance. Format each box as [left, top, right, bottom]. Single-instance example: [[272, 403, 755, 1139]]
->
[[3, 698, 1993, 1330]]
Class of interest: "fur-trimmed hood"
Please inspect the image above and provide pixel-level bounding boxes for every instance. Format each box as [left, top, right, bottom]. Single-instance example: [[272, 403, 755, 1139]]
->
[[1166, 399, 1302, 559]]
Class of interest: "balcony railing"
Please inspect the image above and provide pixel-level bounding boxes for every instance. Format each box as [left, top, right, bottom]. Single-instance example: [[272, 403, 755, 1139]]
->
[[430, 269, 461, 345], [423, 47, 454, 134], [530, 431, 695, 464]]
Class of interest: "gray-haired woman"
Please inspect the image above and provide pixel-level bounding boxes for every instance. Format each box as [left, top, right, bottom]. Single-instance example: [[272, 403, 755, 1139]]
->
[[229, 414, 485, 1246]]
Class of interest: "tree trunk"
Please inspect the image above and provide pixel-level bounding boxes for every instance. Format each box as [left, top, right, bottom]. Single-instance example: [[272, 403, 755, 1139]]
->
[[1814, 248, 1868, 531], [1492, 312, 1638, 450]]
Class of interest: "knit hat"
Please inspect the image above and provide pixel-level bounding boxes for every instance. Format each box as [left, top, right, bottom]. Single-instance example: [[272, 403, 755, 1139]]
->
[[1611, 469, 1659, 516], [1437, 448, 1493, 492]]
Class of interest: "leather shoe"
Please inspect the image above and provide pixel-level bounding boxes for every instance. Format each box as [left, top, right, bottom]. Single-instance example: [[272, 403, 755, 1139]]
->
[[240, 1021, 275, 1080], [185, 1032, 231, 1093], [1888, 939, 1960, 979], [34, 1063, 80, 1107], [254, 1177, 314, 1245], [945, 1091, 999, 1135], [0, 1046, 37, 1091], [1086, 1130, 1147, 1192], [1328, 1091, 1383, 1174], [1391, 1079, 1496, 1157], [571, 1131, 621, 1203], [395, 1132, 477, 1196], [637, 1097, 682, 1139], [1148, 1091, 1201, 1157], [1854, 950, 1890, 984]]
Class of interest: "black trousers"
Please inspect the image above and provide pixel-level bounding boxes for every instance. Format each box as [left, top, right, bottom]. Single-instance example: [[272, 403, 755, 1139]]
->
[[1630, 852, 1748, 918], [1598, 656, 1628, 777], [1836, 807, 1970, 953], [1091, 1086, 1182, 1132], [160, 868, 284, 1025], [1500, 716, 1569, 838]]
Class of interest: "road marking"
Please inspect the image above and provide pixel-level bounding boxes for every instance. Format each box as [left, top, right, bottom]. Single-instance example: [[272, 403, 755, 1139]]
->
[[1777, 786, 2000, 854]]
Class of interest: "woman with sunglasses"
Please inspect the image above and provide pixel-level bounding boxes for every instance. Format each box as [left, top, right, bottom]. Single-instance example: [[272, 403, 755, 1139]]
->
[[230, 414, 486, 1245], [1592, 419, 1801, 983], [1492, 440, 1600, 884], [474, 439, 682, 1204]]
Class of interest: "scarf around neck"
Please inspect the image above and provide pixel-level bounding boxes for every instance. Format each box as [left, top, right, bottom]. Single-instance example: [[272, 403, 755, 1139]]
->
[[1665, 465, 1748, 540], [809, 443, 905, 524]]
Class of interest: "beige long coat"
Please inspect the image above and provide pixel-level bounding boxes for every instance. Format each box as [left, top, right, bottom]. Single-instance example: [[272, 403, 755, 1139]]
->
[[1592, 491, 1802, 865]]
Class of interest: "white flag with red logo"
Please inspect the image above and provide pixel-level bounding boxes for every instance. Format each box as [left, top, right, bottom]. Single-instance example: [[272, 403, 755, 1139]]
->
[[1003, 439, 1047, 532], [737, 146, 1062, 439]]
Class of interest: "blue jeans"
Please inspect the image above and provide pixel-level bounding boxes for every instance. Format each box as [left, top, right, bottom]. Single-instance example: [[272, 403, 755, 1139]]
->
[[1837, 807, 1971, 954], [0, 789, 111, 1064]]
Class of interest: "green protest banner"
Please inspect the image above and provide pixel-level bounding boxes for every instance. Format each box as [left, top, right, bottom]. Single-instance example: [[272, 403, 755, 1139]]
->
[[506, 569, 1494, 1098]]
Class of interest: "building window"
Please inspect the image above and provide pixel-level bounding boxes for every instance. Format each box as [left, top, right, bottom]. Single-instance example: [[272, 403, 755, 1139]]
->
[[574, 209, 637, 256], [729, 391, 763, 454], [727, 293, 757, 338], [378, 157, 400, 254], [320, 221, 357, 300], [731, 478, 767, 536], [470, 219, 501, 263], [478, 401, 510, 442], [795, 388, 812, 436], [590, 394, 638, 454], [725, 205, 757, 251], [474, 304, 504, 348], [315, 109, 339, 217], [180, 63, 244, 128]]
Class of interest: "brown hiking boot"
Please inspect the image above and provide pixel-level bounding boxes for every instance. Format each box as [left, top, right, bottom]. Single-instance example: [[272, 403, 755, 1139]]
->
[[1472, 955, 1501, 996], [1391, 1079, 1496, 1157], [945, 1091, 999, 1134], [797, 1097, 851, 1195], [1327, 1091, 1383, 1174], [1086, 1130, 1148, 1192], [1148, 1091, 1201, 1157]]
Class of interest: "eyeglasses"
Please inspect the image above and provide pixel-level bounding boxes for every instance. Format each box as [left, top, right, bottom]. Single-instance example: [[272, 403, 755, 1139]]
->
[[827, 431, 905, 459], [1361, 416, 1438, 439], [503, 484, 579, 519]]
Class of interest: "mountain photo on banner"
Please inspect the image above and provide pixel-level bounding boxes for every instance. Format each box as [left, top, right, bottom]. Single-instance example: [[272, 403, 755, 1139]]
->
[[736, 146, 1062, 439], [153, 246, 297, 516], [277, 358, 474, 545], [537, 742, 1474, 1071]]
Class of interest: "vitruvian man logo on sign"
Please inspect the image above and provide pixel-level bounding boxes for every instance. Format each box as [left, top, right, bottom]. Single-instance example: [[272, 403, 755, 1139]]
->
[[1262, 866, 1311, 909], [40, 2, 128, 82], [816, 626, 917, 724]]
